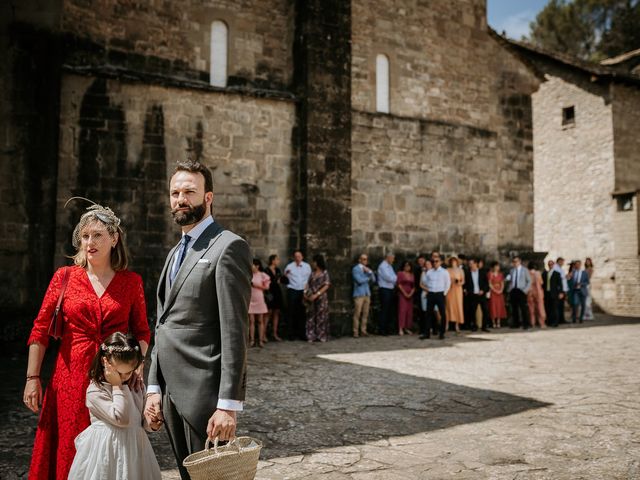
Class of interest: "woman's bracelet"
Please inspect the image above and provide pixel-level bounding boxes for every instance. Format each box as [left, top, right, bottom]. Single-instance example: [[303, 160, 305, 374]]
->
[[26, 375, 40, 381]]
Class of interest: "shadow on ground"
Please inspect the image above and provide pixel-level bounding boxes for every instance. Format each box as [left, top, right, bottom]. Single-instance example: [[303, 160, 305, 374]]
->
[[3, 313, 636, 475]]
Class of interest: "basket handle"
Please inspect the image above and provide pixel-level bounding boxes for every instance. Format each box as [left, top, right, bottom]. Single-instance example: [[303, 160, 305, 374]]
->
[[205, 437, 240, 453]]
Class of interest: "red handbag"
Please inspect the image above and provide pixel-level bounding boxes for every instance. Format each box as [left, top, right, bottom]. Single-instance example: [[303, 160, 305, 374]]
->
[[48, 267, 70, 340]]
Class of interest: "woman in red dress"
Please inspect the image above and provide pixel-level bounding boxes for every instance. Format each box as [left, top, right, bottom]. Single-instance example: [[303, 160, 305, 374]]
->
[[488, 261, 507, 328], [23, 204, 151, 480], [397, 261, 415, 335]]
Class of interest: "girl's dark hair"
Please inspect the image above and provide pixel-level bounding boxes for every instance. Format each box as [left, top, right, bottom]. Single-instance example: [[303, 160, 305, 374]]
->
[[89, 332, 144, 384], [312, 254, 326, 271], [401, 260, 412, 271], [252, 258, 263, 271], [490, 261, 500, 269], [268, 254, 278, 266], [528, 261, 538, 270]]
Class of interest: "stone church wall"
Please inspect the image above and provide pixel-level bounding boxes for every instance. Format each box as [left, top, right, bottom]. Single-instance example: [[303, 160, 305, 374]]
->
[[350, 0, 538, 261], [56, 74, 296, 305]]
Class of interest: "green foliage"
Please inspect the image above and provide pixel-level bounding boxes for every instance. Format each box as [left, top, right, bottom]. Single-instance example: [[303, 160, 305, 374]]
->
[[527, 0, 640, 61]]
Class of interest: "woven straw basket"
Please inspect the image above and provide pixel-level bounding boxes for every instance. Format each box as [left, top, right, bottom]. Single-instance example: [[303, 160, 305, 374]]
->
[[183, 437, 262, 480]]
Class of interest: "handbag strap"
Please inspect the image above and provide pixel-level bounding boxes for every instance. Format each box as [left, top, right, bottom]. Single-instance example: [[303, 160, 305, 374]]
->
[[54, 267, 71, 314]]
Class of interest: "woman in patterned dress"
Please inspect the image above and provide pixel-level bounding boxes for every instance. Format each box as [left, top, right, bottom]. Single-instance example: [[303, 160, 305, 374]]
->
[[23, 204, 151, 480], [305, 254, 331, 342]]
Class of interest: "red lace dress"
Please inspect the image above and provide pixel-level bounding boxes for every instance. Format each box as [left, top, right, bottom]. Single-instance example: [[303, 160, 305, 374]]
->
[[27, 266, 151, 480]]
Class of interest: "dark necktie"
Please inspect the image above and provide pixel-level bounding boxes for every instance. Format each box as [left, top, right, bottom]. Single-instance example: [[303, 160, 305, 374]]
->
[[170, 234, 191, 284], [514, 268, 518, 289]]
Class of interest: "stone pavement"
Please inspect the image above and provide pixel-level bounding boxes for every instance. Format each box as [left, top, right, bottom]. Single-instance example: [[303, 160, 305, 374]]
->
[[2, 315, 639, 479]]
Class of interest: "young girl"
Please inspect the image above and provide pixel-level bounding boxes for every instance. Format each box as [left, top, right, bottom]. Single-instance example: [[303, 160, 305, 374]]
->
[[68, 332, 162, 480]]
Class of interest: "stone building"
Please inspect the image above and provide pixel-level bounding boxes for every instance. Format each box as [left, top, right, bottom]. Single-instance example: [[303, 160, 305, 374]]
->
[[501, 40, 640, 316], [1, 0, 540, 346]]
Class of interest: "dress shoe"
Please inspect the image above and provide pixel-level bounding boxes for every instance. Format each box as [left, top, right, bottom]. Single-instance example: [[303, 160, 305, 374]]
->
[[438, 333, 445, 340], [481, 327, 490, 332], [419, 334, 430, 340]]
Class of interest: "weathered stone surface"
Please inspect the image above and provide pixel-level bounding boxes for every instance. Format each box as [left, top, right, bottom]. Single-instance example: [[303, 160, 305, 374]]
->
[[2, 315, 639, 478], [528, 57, 640, 316], [55, 74, 296, 308]]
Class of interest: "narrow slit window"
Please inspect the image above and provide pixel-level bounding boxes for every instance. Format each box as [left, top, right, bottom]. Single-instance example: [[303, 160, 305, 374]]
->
[[562, 106, 575, 126], [376, 54, 390, 113], [210, 21, 228, 87]]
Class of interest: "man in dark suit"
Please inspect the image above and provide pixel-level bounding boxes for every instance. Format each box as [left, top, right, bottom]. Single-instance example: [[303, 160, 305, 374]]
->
[[542, 259, 563, 327], [463, 258, 491, 332], [570, 260, 590, 323], [146, 161, 251, 480]]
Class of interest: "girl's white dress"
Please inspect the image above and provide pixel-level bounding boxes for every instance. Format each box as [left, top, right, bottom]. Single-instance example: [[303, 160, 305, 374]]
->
[[68, 381, 162, 480]]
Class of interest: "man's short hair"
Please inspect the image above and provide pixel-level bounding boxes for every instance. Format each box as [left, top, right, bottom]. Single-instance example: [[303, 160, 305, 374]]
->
[[174, 160, 214, 194], [556, 257, 564, 263]]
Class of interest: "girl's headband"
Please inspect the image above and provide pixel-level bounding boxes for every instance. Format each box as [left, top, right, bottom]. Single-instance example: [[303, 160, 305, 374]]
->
[[100, 344, 140, 354]]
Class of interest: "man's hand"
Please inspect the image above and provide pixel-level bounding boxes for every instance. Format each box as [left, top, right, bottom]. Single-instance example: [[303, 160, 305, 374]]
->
[[144, 393, 163, 428], [207, 409, 237, 441]]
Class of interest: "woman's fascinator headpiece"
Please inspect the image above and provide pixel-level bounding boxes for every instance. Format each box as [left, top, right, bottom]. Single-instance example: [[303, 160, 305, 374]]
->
[[65, 197, 122, 249]]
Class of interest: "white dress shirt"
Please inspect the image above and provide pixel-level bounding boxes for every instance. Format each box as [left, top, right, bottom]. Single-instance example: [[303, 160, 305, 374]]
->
[[148, 215, 243, 412], [424, 267, 451, 295], [553, 263, 569, 292], [377, 261, 397, 289], [471, 269, 480, 294], [284, 261, 312, 291]]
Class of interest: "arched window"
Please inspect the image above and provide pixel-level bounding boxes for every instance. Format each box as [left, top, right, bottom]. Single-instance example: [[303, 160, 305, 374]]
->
[[210, 21, 228, 87], [375, 54, 390, 113]]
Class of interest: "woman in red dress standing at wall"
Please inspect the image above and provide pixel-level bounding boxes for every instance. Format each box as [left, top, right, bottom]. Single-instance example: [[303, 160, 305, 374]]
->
[[397, 261, 415, 335], [23, 203, 151, 480]]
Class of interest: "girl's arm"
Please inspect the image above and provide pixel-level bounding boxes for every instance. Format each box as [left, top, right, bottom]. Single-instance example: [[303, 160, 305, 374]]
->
[[86, 383, 132, 427]]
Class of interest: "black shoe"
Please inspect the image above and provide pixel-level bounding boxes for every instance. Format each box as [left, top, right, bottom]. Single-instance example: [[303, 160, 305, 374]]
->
[[481, 327, 490, 332], [439, 333, 445, 340], [523, 326, 530, 330], [419, 334, 430, 340], [551, 324, 559, 328]]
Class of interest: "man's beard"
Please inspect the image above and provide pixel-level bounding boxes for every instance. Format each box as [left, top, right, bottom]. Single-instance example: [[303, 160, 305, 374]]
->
[[171, 200, 207, 226]]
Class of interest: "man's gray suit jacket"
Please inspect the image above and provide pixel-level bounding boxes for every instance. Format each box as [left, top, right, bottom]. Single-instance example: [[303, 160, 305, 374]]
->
[[148, 221, 251, 432]]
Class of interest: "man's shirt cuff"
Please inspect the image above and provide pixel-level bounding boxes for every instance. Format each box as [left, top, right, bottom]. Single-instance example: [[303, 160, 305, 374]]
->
[[217, 399, 244, 411], [147, 385, 162, 395]]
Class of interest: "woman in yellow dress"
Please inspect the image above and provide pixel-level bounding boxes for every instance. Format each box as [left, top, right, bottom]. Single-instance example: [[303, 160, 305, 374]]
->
[[446, 257, 465, 334]]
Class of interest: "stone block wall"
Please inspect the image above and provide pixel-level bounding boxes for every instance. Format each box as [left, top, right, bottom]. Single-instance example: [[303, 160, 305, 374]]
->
[[612, 194, 640, 316], [352, 0, 492, 126], [0, 18, 62, 345], [294, 0, 353, 329], [62, 0, 295, 89], [531, 70, 617, 312], [350, 0, 538, 263], [611, 83, 640, 192], [56, 73, 296, 311]]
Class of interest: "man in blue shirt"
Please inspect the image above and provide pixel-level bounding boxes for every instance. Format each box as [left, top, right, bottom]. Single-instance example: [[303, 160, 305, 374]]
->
[[377, 253, 397, 336], [284, 250, 312, 340], [352, 254, 376, 337]]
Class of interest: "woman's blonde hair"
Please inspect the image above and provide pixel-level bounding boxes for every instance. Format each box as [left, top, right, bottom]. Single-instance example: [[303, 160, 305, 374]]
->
[[70, 204, 129, 271]]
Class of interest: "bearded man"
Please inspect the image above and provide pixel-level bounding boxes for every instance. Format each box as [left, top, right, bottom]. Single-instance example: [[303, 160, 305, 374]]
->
[[144, 160, 251, 480]]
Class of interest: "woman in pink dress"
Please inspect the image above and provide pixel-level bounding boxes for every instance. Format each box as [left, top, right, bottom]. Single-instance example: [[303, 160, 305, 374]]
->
[[527, 261, 546, 328], [397, 261, 415, 335], [249, 258, 271, 347], [488, 261, 507, 328]]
